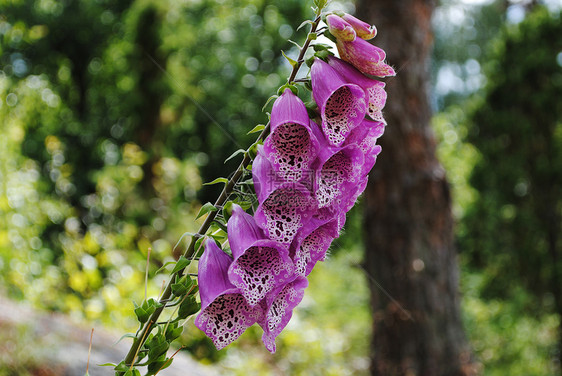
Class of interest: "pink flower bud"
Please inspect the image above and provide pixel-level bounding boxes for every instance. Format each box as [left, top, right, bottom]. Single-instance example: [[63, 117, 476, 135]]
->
[[326, 14, 356, 41], [342, 13, 377, 40]]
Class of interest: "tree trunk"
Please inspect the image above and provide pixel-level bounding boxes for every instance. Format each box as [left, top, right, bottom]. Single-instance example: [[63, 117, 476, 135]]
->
[[357, 1, 475, 374]]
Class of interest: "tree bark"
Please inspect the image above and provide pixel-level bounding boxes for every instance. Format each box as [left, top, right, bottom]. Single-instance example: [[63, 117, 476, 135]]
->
[[357, 1, 475, 374]]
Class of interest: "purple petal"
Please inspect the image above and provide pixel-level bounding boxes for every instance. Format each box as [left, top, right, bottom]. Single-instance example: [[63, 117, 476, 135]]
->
[[228, 239, 294, 307], [326, 14, 356, 42], [253, 150, 317, 245], [315, 208, 347, 233], [327, 57, 388, 123], [345, 176, 369, 212], [227, 203, 265, 259], [312, 137, 365, 212], [311, 58, 367, 146], [336, 38, 396, 77], [255, 184, 317, 245], [291, 216, 340, 276], [197, 238, 236, 309], [195, 239, 263, 350], [194, 293, 263, 351], [344, 119, 385, 177], [251, 147, 271, 203], [263, 89, 319, 182], [259, 276, 308, 353], [341, 13, 377, 40]]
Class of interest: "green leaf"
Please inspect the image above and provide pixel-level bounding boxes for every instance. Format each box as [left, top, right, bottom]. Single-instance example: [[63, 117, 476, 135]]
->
[[178, 296, 201, 319], [113, 361, 129, 372], [297, 19, 314, 31], [211, 219, 228, 233], [262, 94, 278, 112], [195, 202, 217, 220], [155, 260, 177, 275], [247, 141, 261, 160], [194, 236, 205, 257], [277, 83, 298, 96], [146, 334, 169, 360], [236, 200, 253, 210], [172, 275, 194, 297], [147, 357, 168, 375], [171, 256, 191, 274], [314, 49, 332, 61], [203, 177, 228, 186], [224, 149, 246, 164], [313, 43, 332, 52], [134, 303, 149, 323], [281, 50, 297, 67], [313, 0, 328, 9], [114, 333, 137, 345], [247, 124, 265, 135], [288, 39, 302, 49], [222, 201, 234, 222], [98, 363, 117, 367], [165, 322, 183, 342]]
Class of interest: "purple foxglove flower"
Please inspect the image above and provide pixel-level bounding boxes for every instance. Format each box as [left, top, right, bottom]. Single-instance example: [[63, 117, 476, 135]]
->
[[341, 13, 377, 40], [344, 119, 385, 177], [327, 56, 388, 123], [227, 204, 294, 306], [311, 125, 365, 212], [315, 207, 347, 233], [259, 276, 308, 353], [311, 58, 367, 147], [326, 14, 356, 42], [291, 216, 340, 276], [194, 238, 263, 350], [336, 37, 396, 77], [263, 89, 319, 182], [253, 151, 317, 245]]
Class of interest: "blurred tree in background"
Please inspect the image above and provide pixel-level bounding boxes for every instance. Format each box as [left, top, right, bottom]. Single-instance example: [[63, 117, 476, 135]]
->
[[358, 0, 472, 374]]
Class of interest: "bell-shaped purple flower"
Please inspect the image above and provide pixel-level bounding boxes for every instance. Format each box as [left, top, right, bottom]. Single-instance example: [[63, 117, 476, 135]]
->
[[341, 13, 377, 40], [259, 276, 308, 353], [311, 123, 365, 213], [227, 204, 294, 307], [291, 216, 340, 276], [336, 37, 396, 77], [311, 58, 367, 147], [253, 151, 317, 246], [263, 89, 319, 182], [327, 56, 388, 123], [194, 238, 263, 350], [326, 14, 356, 42], [344, 119, 385, 177]]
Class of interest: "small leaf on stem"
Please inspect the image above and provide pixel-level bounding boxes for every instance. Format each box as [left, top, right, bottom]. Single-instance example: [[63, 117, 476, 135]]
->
[[247, 124, 265, 135], [195, 203, 217, 220], [203, 177, 229, 186]]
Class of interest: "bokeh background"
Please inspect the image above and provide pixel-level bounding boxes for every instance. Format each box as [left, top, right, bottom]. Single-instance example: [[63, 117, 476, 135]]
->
[[1, 0, 561, 375]]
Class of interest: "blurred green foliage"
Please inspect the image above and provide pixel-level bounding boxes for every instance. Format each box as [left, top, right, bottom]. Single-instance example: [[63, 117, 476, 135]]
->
[[1, 0, 372, 372], [435, 5, 562, 374]]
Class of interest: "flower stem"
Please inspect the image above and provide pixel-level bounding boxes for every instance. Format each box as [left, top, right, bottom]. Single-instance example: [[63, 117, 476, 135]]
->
[[120, 12, 321, 372], [288, 15, 321, 84]]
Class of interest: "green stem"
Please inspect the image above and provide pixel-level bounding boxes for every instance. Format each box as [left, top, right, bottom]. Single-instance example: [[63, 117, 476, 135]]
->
[[121, 13, 321, 371]]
